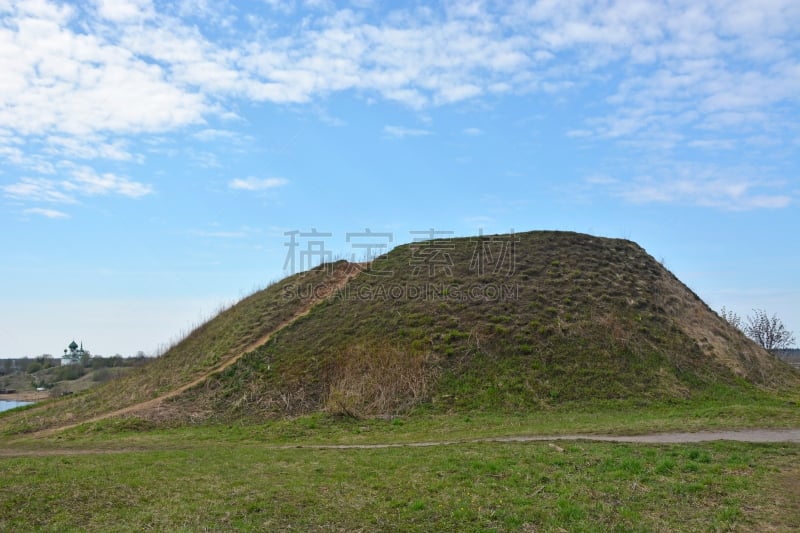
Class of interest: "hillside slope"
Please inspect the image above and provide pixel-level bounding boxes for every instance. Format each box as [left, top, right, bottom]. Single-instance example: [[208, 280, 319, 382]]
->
[[3, 230, 796, 433], [154, 231, 796, 423], [0, 262, 359, 434]]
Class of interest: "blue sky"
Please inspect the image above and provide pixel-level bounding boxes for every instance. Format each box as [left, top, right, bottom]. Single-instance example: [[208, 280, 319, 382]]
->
[[1, 0, 798, 357]]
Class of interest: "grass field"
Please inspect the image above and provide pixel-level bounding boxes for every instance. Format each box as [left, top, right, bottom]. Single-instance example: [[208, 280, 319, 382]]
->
[[1, 433, 798, 531], [1, 395, 799, 532]]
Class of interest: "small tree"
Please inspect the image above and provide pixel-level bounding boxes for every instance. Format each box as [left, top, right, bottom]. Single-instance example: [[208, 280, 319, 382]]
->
[[745, 309, 796, 351]]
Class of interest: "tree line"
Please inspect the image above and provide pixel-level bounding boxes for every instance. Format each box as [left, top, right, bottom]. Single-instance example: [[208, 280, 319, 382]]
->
[[1, 353, 152, 376]]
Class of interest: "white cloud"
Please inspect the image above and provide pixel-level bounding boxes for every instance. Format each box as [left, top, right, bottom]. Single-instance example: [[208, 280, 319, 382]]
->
[[192, 129, 238, 142], [687, 139, 737, 150], [546, 1, 800, 146], [621, 179, 792, 211], [229, 177, 289, 191], [0, 28, 207, 145], [65, 166, 153, 198], [2, 0, 795, 152], [187, 150, 220, 168], [1, 166, 152, 204], [0, 0, 798, 217], [584, 174, 618, 186], [566, 129, 592, 138], [2, 178, 77, 204], [24, 207, 69, 219], [617, 171, 792, 211], [463, 127, 482, 136], [260, 0, 296, 14], [45, 136, 135, 161], [93, 0, 154, 23], [383, 125, 433, 138]]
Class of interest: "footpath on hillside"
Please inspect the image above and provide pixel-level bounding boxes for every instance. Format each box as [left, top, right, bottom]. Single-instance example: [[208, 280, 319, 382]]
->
[[35, 262, 363, 436]]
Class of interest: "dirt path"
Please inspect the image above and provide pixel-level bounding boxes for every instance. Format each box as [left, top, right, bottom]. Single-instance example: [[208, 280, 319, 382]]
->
[[282, 428, 800, 449], [2, 429, 798, 457], [34, 263, 363, 436]]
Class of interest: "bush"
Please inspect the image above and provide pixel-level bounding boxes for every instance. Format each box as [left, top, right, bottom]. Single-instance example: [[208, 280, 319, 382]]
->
[[92, 368, 112, 383], [56, 364, 85, 381]]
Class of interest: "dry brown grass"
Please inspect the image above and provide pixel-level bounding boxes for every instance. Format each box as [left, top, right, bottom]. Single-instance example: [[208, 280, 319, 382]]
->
[[654, 270, 794, 387], [323, 341, 441, 418]]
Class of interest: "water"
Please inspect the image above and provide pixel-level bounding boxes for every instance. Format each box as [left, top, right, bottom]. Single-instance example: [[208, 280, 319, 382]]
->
[[0, 400, 32, 412]]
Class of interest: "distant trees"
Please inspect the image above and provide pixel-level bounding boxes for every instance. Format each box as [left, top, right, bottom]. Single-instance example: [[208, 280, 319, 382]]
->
[[27, 355, 57, 374], [721, 307, 796, 351]]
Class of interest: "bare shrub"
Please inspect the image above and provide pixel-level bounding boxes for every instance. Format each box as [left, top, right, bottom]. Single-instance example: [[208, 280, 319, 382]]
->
[[719, 306, 742, 330], [719, 307, 795, 352], [745, 309, 796, 351]]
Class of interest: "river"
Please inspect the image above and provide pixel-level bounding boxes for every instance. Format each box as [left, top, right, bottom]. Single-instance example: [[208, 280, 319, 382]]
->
[[0, 400, 33, 413]]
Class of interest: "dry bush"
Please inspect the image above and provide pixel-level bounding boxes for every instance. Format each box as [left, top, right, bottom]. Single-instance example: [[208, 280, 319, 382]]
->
[[324, 341, 440, 418]]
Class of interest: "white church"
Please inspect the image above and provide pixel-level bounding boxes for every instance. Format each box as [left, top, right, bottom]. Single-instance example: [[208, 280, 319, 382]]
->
[[62, 340, 87, 365]]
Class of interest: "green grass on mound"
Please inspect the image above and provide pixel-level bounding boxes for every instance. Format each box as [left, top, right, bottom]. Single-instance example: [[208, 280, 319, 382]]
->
[[2, 231, 796, 434], [168, 231, 797, 423]]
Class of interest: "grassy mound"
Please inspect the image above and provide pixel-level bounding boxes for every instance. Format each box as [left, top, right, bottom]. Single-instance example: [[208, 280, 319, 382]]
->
[[158, 231, 796, 423], [3, 230, 796, 433]]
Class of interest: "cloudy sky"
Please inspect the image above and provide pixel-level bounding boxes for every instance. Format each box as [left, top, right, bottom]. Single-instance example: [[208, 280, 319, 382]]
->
[[1, 0, 798, 357]]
